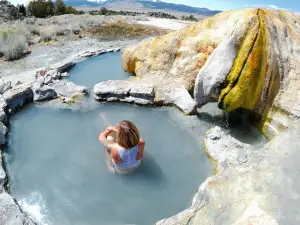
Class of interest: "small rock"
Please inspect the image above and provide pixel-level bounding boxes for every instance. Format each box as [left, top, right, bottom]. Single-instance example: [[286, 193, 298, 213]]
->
[[46, 69, 60, 80], [155, 87, 196, 115], [0, 151, 5, 188], [44, 76, 53, 85], [0, 110, 7, 124], [0, 192, 36, 225], [0, 79, 11, 94], [15, 81, 22, 86], [106, 48, 114, 53], [33, 85, 57, 101], [0, 95, 7, 111], [0, 122, 7, 145], [60, 72, 69, 78]]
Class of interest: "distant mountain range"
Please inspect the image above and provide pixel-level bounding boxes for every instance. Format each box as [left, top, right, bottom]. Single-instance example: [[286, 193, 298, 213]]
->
[[66, 0, 222, 16]]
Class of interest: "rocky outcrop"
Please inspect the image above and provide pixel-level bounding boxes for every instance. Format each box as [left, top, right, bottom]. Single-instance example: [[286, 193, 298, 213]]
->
[[122, 9, 300, 137], [2, 85, 33, 112], [158, 125, 300, 225], [93, 80, 196, 114], [0, 192, 36, 225]]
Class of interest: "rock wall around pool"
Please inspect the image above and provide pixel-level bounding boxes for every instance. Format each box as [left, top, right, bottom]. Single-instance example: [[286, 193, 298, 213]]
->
[[122, 8, 300, 138], [0, 48, 120, 225], [157, 124, 300, 225]]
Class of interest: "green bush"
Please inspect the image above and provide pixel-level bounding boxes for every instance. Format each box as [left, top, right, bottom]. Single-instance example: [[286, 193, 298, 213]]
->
[[18, 4, 26, 17], [28, 0, 54, 18], [65, 5, 77, 14], [0, 29, 28, 60], [54, 0, 66, 15]]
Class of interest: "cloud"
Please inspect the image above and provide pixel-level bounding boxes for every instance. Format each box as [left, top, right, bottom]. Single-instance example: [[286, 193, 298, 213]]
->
[[269, 5, 278, 9], [244, 4, 289, 11]]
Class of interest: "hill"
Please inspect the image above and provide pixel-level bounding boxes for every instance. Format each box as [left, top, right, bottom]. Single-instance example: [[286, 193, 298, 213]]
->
[[67, 0, 221, 17]]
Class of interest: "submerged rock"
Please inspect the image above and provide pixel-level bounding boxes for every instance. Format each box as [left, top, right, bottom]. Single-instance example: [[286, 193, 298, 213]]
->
[[50, 81, 88, 104], [0, 192, 36, 225], [2, 85, 33, 112], [122, 8, 300, 137]]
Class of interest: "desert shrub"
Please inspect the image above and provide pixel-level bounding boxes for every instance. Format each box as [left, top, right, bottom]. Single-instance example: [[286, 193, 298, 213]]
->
[[23, 17, 36, 25], [0, 28, 28, 60], [54, 0, 66, 15], [182, 15, 198, 21], [40, 25, 65, 41], [28, 0, 54, 18], [65, 5, 77, 14]]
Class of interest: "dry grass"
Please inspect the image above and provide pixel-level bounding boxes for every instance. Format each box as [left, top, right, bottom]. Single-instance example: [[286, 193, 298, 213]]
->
[[82, 21, 169, 40]]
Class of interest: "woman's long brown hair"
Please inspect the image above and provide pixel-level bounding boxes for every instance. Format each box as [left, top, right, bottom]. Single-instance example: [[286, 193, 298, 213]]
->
[[117, 120, 140, 149]]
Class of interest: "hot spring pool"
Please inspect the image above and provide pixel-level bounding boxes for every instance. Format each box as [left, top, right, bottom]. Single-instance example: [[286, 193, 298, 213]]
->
[[3, 53, 265, 225]]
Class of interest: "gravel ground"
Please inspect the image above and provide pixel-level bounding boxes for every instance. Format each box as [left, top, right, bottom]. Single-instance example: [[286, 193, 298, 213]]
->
[[0, 38, 140, 77]]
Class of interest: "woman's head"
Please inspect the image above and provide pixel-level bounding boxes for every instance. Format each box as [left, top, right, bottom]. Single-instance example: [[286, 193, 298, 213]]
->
[[117, 120, 140, 149]]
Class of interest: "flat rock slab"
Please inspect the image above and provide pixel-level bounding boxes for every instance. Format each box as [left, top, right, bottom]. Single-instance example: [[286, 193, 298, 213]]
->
[[155, 87, 196, 115], [50, 59, 76, 73], [93, 80, 155, 105], [2, 85, 33, 112], [0, 192, 36, 225]]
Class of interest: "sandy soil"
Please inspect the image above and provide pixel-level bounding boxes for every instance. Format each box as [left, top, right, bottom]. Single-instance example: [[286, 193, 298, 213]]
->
[[137, 18, 194, 30]]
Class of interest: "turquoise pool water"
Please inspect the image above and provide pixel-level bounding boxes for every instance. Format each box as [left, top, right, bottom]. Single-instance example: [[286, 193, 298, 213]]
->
[[4, 53, 214, 225]]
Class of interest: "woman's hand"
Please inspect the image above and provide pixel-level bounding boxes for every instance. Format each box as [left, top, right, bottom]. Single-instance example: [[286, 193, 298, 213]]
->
[[106, 126, 118, 133]]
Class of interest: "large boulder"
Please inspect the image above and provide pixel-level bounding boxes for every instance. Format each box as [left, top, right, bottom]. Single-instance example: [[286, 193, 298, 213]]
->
[[122, 9, 300, 137], [0, 192, 36, 225]]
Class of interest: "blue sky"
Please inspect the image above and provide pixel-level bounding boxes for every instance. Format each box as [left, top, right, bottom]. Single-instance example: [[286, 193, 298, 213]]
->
[[162, 0, 300, 12]]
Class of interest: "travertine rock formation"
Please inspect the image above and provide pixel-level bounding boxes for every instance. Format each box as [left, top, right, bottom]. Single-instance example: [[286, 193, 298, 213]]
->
[[122, 8, 300, 137]]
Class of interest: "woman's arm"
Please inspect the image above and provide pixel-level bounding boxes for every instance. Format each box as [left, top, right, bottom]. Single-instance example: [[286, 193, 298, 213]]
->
[[99, 126, 122, 163], [136, 138, 145, 160], [99, 126, 117, 148]]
